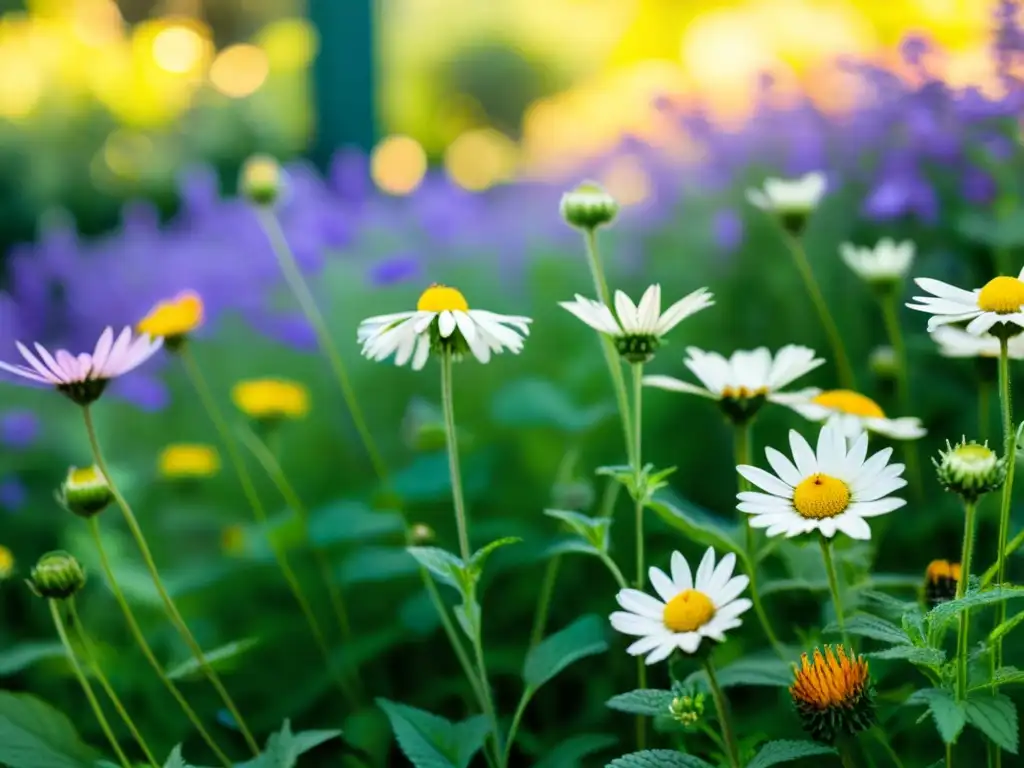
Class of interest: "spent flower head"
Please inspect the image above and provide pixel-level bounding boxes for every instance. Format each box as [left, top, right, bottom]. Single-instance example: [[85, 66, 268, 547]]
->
[[839, 239, 915, 289], [908, 268, 1024, 338], [790, 645, 875, 744], [924, 559, 961, 608], [57, 465, 112, 518], [561, 284, 714, 363], [774, 388, 926, 441], [746, 172, 827, 235], [28, 551, 86, 600], [158, 444, 221, 480], [934, 438, 1006, 502], [240, 154, 285, 207], [560, 181, 619, 230], [137, 291, 204, 350]]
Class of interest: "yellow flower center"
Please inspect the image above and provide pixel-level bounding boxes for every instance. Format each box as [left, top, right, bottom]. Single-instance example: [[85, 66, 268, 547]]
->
[[811, 389, 885, 419], [793, 473, 851, 519], [978, 276, 1024, 314], [0, 545, 13, 579], [663, 589, 716, 632], [721, 385, 768, 399], [158, 444, 220, 479], [231, 379, 310, 419], [69, 466, 102, 486], [138, 291, 204, 338], [417, 284, 469, 313], [790, 646, 869, 710]]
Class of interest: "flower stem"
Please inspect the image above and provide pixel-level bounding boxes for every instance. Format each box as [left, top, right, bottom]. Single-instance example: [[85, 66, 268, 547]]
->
[[980, 378, 992, 444], [255, 207, 387, 482], [179, 346, 361, 706], [820, 536, 851, 649], [86, 519, 233, 766], [781, 230, 855, 390], [582, 228, 635, 466], [734, 423, 783, 655], [994, 336, 1016, 676], [880, 293, 922, 499], [630, 361, 647, 749], [703, 657, 741, 768], [80, 406, 260, 756], [50, 599, 132, 768], [502, 692, 531, 768], [957, 499, 978, 701], [440, 349, 472, 562], [529, 555, 562, 648], [67, 599, 159, 767], [599, 552, 630, 590]]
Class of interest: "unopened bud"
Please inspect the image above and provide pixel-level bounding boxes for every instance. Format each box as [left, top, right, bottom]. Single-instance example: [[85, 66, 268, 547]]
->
[[560, 181, 618, 230], [934, 439, 1006, 502], [240, 154, 284, 207], [28, 551, 85, 599], [57, 466, 113, 518], [410, 524, 434, 544]]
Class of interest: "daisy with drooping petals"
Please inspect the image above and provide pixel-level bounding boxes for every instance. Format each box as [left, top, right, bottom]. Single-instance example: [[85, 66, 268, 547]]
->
[[745, 172, 827, 234], [773, 388, 926, 441], [643, 345, 823, 423], [610, 547, 752, 663], [560, 284, 713, 363], [930, 326, 1024, 359], [839, 239, 914, 285], [0, 327, 163, 405], [736, 421, 907, 540], [358, 284, 532, 370], [907, 268, 1024, 336]]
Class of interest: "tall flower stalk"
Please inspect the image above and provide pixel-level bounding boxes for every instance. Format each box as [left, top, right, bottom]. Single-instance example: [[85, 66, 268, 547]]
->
[[956, 499, 977, 700], [993, 336, 1016, 674], [704, 658, 741, 768], [629, 361, 648, 748], [819, 536, 851, 649]]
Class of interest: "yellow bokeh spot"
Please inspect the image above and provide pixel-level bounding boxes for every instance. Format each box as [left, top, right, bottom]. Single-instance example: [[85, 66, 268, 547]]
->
[[151, 23, 207, 75], [600, 155, 651, 207], [444, 129, 518, 192], [138, 291, 204, 339], [417, 284, 469, 313], [371, 135, 427, 196], [256, 17, 318, 73], [72, 0, 124, 47], [158, 444, 220, 479], [662, 588, 715, 632], [0, 545, 13, 579], [210, 44, 269, 98], [231, 379, 310, 421]]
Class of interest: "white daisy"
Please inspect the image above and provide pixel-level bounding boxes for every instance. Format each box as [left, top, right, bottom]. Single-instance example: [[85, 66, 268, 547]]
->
[[746, 172, 827, 221], [357, 283, 531, 370], [559, 284, 713, 363], [930, 326, 1024, 360], [0, 327, 163, 405], [610, 548, 751, 664], [773, 387, 926, 441], [839, 239, 915, 284], [643, 345, 823, 422], [907, 268, 1024, 336], [737, 422, 907, 540]]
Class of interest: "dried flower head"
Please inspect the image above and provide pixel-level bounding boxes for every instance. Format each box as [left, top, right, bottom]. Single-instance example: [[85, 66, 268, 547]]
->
[[790, 645, 875, 744], [924, 559, 961, 608]]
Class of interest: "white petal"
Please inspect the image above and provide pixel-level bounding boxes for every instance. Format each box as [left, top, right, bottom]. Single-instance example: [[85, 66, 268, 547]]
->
[[670, 551, 693, 591], [737, 465, 794, 498], [849, 498, 906, 517], [649, 567, 677, 603], [764, 447, 803, 487], [610, 612, 665, 637], [694, 548, 716, 590], [616, 589, 665, 619], [789, 430, 818, 476], [835, 514, 872, 540], [676, 632, 703, 655]]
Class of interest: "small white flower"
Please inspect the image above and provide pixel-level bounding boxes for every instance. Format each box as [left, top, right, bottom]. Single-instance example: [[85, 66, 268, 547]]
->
[[930, 326, 1024, 359], [610, 547, 752, 664], [357, 284, 531, 370], [773, 387, 926, 441], [840, 239, 915, 284], [560, 284, 713, 362], [907, 269, 1024, 336], [746, 172, 827, 215], [0, 327, 163, 405], [737, 421, 907, 540]]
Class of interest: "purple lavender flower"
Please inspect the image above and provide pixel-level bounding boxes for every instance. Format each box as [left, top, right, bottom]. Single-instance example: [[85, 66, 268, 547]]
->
[[0, 475, 26, 513], [712, 209, 744, 253], [367, 254, 422, 286], [0, 410, 39, 449]]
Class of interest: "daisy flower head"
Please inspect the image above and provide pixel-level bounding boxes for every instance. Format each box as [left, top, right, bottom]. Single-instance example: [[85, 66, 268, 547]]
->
[[745, 171, 827, 235], [560, 180, 619, 231], [609, 547, 752, 664], [737, 421, 907, 540], [839, 239, 915, 288], [790, 645, 875, 744], [137, 291, 204, 351], [560, 284, 714, 363], [643, 344, 824, 424], [357, 284, 531, 370], [773, 388, 926, 441], [930, 326, 1024, 360], [0, 327, 163, 406], [907, 268, 1024, 338]]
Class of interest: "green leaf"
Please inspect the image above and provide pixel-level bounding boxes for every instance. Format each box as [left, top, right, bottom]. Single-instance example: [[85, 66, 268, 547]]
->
[[491, 378, 614, 433], [0, 692, 100, 768], [544, 509, 611, 552], [606, 750, 715, 768], [858, 590, 918, 618], [337, 547, 419, 586], [988, 607, 1024, 645], [982, 667, 1024, 689], [467, 537, 522, 577], [533, 734, 617, 768], [376, 699, 488, 768], [868, 646, 945, 666], [824, 614, 910, 646], [907, 688, 966, 744], [391, 452, 493, 503], [406, 547, 467, 591], [524, 614, 608, 690], [644, 494, 742, 555], [965, 694, 1019, 753], [236, 720, 343, 768], [166, 638, 259, 681], [162, 746, 188, 768], [928, 587, 1024, 627], [306, 502, 405, 547], [686, 654, 792, 689], [746, 740, 838, 768], [606, 690, 675, 717], [0, 642, 65, 677]]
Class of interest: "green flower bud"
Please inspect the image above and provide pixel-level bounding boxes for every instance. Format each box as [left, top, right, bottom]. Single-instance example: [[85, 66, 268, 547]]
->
[[28, 551, 86, 600], [868, 346, 897, 381], [56, 465, 113, 518], [934, 439, 1006, 502], [410, 523, 434, 544], [668, 691, 706, 727], [559, 181, 618, 230], [240, 154, 284, 207]]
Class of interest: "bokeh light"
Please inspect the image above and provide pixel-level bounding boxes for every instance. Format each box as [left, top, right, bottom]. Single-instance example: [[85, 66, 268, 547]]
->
[[444, 128, 518, 191], [371, 135, 428, 195], [151, 21, 208, 75], [209, 44, 269, 98]]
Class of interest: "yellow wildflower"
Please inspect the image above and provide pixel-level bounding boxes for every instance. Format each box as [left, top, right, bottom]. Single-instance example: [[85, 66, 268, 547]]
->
[[231, 378, 310, 421], [138, 291, 204, 346], [158, 444, 220, 479], [0, 546, 14, 579]]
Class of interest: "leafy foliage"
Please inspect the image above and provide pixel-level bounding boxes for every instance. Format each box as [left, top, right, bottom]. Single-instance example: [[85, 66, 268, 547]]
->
[[376, 699, 489, 768], [523, 614, 608, 690], [965, 694, 1019, 754], [0, 692, 99, 768], [606, 690, 676, 717], [606, 750, 715, 768], [745, 740, 838, 768], [907, 688, 966, 744]]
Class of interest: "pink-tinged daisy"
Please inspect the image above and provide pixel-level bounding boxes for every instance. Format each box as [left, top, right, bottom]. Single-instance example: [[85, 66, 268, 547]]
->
[[0, 327, 163, 405]]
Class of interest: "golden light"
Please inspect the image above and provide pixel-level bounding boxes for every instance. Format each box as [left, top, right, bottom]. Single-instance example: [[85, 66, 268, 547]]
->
[[0, 56, 42, 119], [209, 44, 269, 98], [370, 135, 427, 196], [152, 23, 207, 74], [257, 17, 318, 72], [600, 155, 651, 207], [102, 129, 155, 178], [444, 128, 518, 191], [72, 0, 124, 47]]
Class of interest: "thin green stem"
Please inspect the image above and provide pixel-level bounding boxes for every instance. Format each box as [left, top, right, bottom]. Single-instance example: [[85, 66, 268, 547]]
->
[[947, 741, 953, 768], [440, 349, 472, 562], [820, 536, 851, 649], [501, 693, 532, 768], [80, 406, 260, 756], [880, 293, 922, 499], [957, 500, 978, 701], [630, 362, 647, 750], [582, 228, 634, 466], [50, 599, 132, 768], [255, 207, 387, 481], [870, 726, 904, 768], [67, 599, 159, 767], [780, 228, 855, 389], [529, 556, 562, 648], [994, 336, 1016, 678], [179, 347, 360, 706], [599, 552, 630, 590], [734, 423, 783, 655], [471, 616, 503, 764], [421, 572, 487, 705], [86, 519, 233, 766], [980, 378, 992, 444], [704, 658, 741, 768]]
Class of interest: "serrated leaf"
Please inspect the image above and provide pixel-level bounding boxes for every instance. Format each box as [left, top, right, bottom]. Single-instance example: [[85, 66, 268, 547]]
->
[[468, 537, 522, 576], [162, 745, 188, 768], [0, 691, 100, 768], [746, 740, 838, 768], [545, 509, 611, 551], [868, 646, 945, 666], [407, 547, 467, 591], [686, 654, 792, 689], [928, 587, 1024, 627], [235, 720, 343, 768], [605, 750, 715, 768], [606, 690, 675, 717], [166, 638, 259, 681], [824, 614, 910, 645], [907, 688, 966, 744], [988, 607, 1024, 644], [524, 614, 608, 690], [644, 494, 742, 555], [0, 642, 65, 677], [376, 699, 488, 768], [534, 733, 617, 768], [858, 590, 917, 618], [965, 694, 1019, 753], [981, 666, 1024, 690]]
